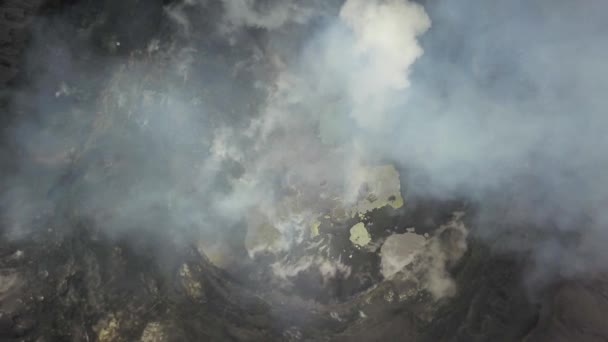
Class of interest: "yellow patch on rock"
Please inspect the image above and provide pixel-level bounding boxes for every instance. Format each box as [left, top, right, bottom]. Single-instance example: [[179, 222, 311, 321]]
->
[[311, 220, 321, 238], [348, 164, 405, 217], [349, 222, 371, 247], [97, 315, 121, 342]]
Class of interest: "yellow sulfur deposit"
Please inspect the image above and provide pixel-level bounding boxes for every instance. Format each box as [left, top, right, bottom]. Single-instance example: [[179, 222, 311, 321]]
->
[[349, 222, 371, 247], [350, 164, 405, 217], [311, 220, 321, 238], [97, 315, 120, 342]]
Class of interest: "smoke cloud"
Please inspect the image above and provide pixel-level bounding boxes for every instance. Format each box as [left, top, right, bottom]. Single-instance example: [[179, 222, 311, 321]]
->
[[2, 0, 607, 297]]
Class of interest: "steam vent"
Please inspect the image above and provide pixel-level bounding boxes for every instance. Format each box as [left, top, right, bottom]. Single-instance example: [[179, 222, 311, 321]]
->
[[1, 0, 607, 341]]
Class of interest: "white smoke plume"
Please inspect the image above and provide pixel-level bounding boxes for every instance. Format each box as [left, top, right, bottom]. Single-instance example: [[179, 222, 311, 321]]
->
[[2, 0, 608, 299], [339, 0, 430, 129]]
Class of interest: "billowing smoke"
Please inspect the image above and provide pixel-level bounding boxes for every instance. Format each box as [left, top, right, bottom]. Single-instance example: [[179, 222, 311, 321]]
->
[[2, 0, 607, 298], [395, 0, 608, 289]]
